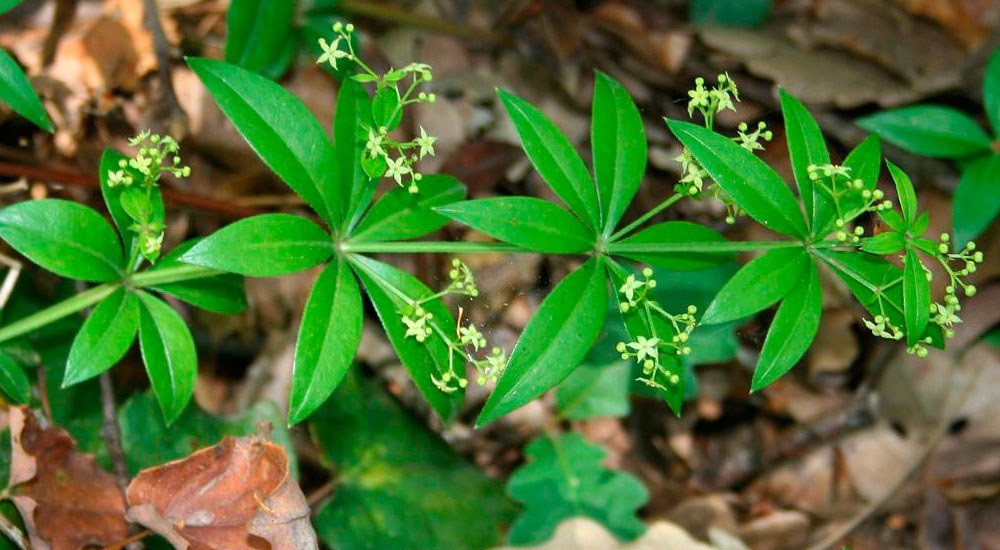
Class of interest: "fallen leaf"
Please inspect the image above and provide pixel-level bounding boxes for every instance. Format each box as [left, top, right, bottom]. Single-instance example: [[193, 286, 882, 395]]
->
[[125, 434, 317, 550], [7, 406, 128, 550]]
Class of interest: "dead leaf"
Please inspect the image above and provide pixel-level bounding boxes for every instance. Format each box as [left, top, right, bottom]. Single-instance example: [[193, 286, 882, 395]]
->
[[7, 406, 128, 550], [125, 434, 317, 550]]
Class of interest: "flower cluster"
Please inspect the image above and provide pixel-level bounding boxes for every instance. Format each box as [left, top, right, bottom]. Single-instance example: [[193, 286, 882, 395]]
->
[[319, 22, 439, 194], [925, 236, 985, 342], [615, 268, 698, 392], [395, 259, 508, 393], [105, 131, 190, 262], [675, 75, 769, 224], [807, 163, 891, 241]]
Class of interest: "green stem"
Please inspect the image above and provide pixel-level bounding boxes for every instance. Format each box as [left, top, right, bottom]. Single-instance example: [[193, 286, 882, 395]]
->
[[610, 193, 683, 242], [129, 265, 222, 287], [341, 241, 530, 254], [0, 283, 119, 344], [609, 240, 804, 255]]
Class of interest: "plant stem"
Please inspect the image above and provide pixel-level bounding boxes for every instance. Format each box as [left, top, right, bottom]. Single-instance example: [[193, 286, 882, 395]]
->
[[608, 240, 805, 255], [341, 241, 529, 254], [609, 193, 683, 242], [0, 283, 119, 344], [129, 265, 221, 287]]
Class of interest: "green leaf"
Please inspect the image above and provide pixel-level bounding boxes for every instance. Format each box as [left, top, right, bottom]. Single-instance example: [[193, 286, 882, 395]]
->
[[372, 85, 403, 132], [0, 199, 123, 282], [835, 134, 882, 231], [886, 160, 918, 226], [224, 0, 295, 78], [349, 255, 463, 422], [605, 259, 685, 414], [818, 250, 944, 349], [555, 361, 631, 420], [984, 45, 1000, 137], [136, 291, 197, 425], [612, 221, 731, 270], [498, 89, 600, 228], [186, 58, 339, 223], [478, 258, 607, 426], [350, 175, 465, 242], [857, 106, 991, 158], [0, 50, 51, 131], [780, 89, 831, 234], [592, 71, 646, 235], [903, 248, 930, 347], [752, 260, 821, 391], [952, 155, 1000, 246], [148, 239, 247, 315], [0, 0, 22, 15], [701, 247, 809, 325], [335, 77, 375, 230], [289, 258, 362, 425], [435, 197, 595, 253], [98, 149, 138, 251], [311, 371, 514, 550], [690, 0, 771, 27], [860, 231, 905, 254], [64, 289, 139, 386], [181, 214, 333, 277], [119, 391, 297, 477], [0, 352, 30, 404], [667, 119, 808, 238], [506, 433, 647, 545]]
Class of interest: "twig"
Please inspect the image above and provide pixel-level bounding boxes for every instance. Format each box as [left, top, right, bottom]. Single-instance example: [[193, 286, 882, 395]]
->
[[306, 478, 337, 508], [41, 0, 78, 67], [803, 347, 985, 550], [0, 161, 258, 218], [96, 530, 151, 550], [98, 372, 129, 496], [34, 364, 51, 423], [0, 510, 30, 550], [0, 253, 21, 312], [141, 0, 187, 135]]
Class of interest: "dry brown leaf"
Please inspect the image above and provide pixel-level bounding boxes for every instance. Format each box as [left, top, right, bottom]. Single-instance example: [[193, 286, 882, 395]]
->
[[125, 434, 317, 550], [7, 406, 128, 550]]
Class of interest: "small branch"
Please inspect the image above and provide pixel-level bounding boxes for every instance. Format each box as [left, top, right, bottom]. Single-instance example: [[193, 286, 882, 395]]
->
[[35, 364, 52, 423], [41, 0, 78, 67], [98, 372, 129, 496], [0, 161, 258, 219], [141, 0, 187, 135], [96, 530, 150, 550], [0, 509, 30, 550], [306, 478, 337, 509]]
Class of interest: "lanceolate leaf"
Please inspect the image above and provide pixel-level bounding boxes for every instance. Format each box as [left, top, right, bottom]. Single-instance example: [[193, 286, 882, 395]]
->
[[351, 175, 466, 242], [149, 240, 247, 315], [857, 105, 991, 158], [752, 260, 821, 391], [224, 0, 295, 78], [903, 248, 930, 347], [0, 199, 123, 282], [181, 214, 333, 277], [0, 50, 52, 131], [701, 247, 809, 325], [592, 71, 646, 235], [612, 221, 731, 270], [835, 134, 882, 232], [860, 232, 905, 255], [435, 197, 595, 253], [186, 58, 339, 224], [289, 258, 362, 425], [0, 352, 30, 403], [349, 255, 463, 422], [818, 250, 944, 349], [477, 258, 607, 426], [64, 289, 139, 386], [498, 89, 600, 228], [780, 88, 831, 234], [984, 45, 1000, 137], [336, 77, 375, 231], [136, 291, 197, 425], [887, 161, 918, 226], [667, 119, 808, 238], [952, 155, 1000, 246], [98, 149, 138, 252]]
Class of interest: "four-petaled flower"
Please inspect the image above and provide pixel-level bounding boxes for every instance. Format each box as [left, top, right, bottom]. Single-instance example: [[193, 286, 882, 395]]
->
[[416, 126, 436, 159], [107, 170, 131, 187], [628, 336, 660, 363], [385, 155, 411, 185], [317, 37, 349, 69], [402, 315, 428, 341], [619, 275, 644, 303]]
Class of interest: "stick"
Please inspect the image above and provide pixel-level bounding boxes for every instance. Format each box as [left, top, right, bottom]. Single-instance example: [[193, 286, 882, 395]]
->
[[98, 372, 129, 495]]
